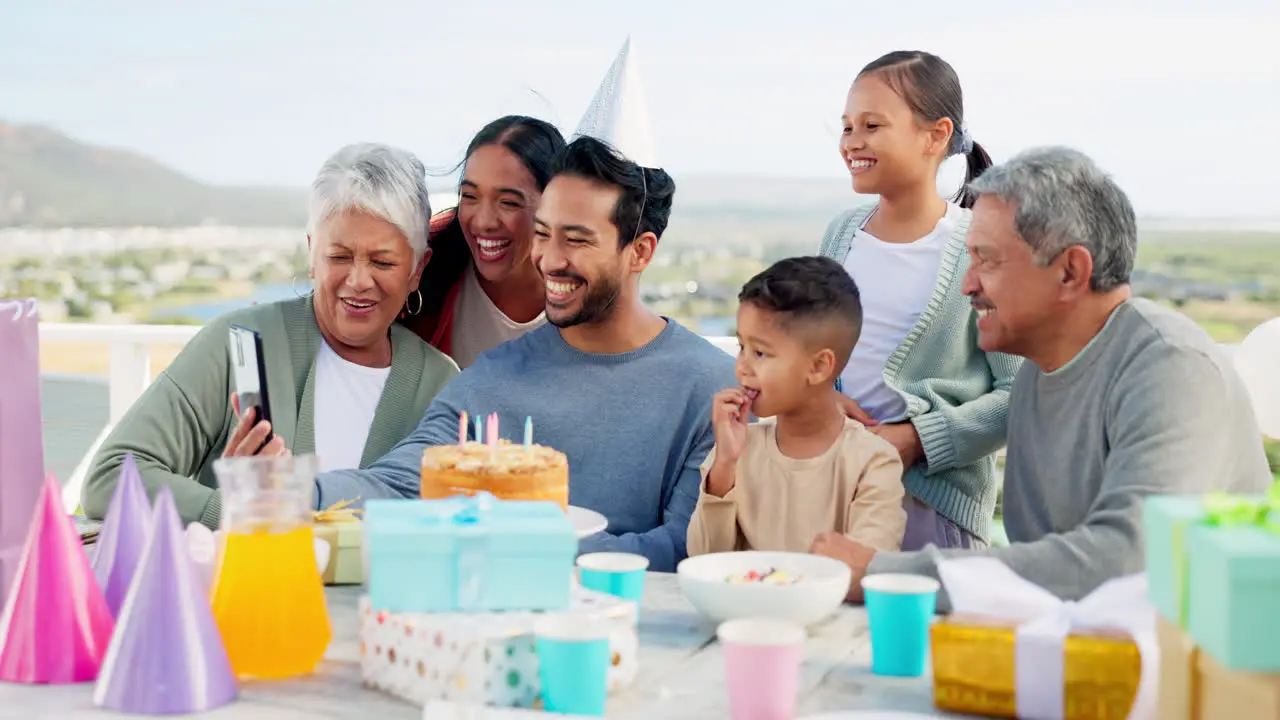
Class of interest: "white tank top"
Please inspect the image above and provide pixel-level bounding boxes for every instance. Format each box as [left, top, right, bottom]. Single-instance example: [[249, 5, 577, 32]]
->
[[838, 203, 962, 422]]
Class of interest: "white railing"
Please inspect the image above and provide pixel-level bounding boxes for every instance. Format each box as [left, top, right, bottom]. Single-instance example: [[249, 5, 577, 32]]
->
[[36, 322, 1269, 512], [38, 323, 202, 423], [38, 323, 200, 510]]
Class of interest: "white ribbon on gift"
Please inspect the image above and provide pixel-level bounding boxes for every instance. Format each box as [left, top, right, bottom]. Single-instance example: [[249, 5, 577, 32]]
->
[[935, 556, 1159, 720]]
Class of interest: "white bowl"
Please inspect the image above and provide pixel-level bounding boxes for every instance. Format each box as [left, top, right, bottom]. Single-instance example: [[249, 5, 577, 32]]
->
[[677, 551, 852, 627]]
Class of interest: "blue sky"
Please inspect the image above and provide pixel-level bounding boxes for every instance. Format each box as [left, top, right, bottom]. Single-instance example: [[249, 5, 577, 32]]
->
[[2, 0, 1277, 217]]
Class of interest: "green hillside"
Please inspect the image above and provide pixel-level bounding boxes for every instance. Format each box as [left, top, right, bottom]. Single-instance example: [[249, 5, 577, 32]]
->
[[0, 122, 306, 228]]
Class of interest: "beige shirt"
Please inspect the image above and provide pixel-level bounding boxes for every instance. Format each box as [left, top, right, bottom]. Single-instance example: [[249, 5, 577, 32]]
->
[[449, 264, 547, 368], [687, 418, 907, 556]]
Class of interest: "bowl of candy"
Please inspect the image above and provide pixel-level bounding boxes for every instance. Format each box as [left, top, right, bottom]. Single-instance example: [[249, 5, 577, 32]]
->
[[676, 551, 852, 627]]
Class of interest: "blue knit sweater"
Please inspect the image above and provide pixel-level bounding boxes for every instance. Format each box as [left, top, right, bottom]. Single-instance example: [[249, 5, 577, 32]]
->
[[314, 319, 736, 572]]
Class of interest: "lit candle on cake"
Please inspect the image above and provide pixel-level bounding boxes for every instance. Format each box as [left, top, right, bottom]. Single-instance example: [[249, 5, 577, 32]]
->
[[458, 411, 468, 446], [486, 413, 499, 453], [524, 416, 533, 452]]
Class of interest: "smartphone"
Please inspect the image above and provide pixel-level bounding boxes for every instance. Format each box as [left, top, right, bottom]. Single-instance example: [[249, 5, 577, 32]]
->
[[228, 324, 273, 451]]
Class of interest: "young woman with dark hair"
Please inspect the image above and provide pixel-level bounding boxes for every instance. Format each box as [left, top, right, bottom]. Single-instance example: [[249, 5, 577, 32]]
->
[[401, 115, 566, 367]]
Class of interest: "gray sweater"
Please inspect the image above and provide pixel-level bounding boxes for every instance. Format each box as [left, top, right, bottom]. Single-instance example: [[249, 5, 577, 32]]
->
[[868, 299, 1273, 606]]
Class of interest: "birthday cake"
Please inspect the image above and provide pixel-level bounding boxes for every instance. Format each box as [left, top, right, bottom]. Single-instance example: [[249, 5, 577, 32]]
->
[[420, 440, 569, 510]]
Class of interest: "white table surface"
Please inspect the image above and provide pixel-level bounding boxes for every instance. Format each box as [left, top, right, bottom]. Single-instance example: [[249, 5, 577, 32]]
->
[[0, 572, 966, 719]]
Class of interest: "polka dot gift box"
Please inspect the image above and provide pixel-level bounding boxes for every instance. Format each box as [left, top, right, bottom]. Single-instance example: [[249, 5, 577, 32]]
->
[[358, 584, 638, 708]]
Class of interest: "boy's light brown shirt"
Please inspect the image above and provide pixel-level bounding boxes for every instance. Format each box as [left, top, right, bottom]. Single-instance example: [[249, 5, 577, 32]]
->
[[687, 418, 907, 556]]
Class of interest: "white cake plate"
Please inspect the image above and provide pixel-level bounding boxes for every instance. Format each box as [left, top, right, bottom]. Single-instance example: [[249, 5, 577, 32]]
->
[[568, 505, 608, 538]]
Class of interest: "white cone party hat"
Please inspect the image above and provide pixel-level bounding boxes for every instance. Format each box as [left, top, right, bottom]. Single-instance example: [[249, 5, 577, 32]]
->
[[572, 37, 659, 169]]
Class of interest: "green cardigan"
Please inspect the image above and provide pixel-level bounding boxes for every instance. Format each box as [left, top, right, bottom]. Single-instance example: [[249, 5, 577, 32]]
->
[[81, 296, 459, 528], [819, 204, 1023, 541]]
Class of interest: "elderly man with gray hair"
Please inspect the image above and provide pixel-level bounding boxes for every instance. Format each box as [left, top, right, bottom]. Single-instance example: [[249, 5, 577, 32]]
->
[[812, 146, 1272, 606], [83, 143, 459, 529]]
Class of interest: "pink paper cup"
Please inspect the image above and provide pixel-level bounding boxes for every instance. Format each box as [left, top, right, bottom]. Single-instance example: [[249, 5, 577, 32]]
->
[[718, 618, 806, 720]]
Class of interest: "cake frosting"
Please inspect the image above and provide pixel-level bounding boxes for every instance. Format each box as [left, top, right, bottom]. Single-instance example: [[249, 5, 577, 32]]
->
[[420, 441, 569, 510]]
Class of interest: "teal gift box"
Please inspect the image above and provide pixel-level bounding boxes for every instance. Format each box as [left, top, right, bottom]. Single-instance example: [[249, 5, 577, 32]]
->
[[1186, 514, 1280, 672], [1142, 494, 1207, 626], [365, 493, 578, 614]]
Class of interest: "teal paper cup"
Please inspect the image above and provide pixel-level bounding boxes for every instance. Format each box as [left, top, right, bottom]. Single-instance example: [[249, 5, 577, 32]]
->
[[534, 615, 612, 716], [861, 573, 940, 677], [576, 552, 648, 603]]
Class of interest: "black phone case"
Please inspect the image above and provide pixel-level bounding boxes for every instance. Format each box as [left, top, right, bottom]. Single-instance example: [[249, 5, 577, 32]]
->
[[230, 324, 273, 452]]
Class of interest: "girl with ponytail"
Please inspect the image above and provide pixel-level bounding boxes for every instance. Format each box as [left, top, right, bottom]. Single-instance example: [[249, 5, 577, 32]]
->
[[814, 51, 1022, 554]]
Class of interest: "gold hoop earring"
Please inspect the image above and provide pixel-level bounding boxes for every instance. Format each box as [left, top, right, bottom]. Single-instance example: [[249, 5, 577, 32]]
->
[[405, 289, 424, 316]]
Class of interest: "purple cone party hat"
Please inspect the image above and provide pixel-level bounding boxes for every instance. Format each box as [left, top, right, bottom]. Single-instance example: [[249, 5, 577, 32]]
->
[[0, 474, 115, 683], [572, 36, 659, 169], [94, 484, 238, 707], [91, 453, 152, 617], [94, 486, 237, 714]]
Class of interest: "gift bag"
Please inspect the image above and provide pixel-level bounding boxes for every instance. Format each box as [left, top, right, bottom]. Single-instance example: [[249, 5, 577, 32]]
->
[[0, 299, 47, 608]]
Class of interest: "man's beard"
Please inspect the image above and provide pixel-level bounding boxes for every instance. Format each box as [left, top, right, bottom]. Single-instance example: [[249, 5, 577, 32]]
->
[[547, 273, 622, 329]]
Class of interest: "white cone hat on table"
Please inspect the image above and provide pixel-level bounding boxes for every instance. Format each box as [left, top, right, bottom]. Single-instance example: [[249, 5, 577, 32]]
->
[[572, 37, 660, 169]]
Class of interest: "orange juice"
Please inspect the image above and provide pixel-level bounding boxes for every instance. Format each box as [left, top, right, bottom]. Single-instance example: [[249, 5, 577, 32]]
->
[[211, 525, 332, 678]]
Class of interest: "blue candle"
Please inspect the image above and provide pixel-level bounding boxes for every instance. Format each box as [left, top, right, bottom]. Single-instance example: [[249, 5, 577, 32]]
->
[[474, 414, 483, 444], [524, 416, 533, 451]]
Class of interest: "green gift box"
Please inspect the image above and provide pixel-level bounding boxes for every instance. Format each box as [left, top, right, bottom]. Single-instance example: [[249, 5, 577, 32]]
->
[[314, 501, 365, 586], [1186, 485, 1280, 671], [1142, 494, 1207, 626], [315, 516, 364, 585], [1145, 485, 1280, 634]]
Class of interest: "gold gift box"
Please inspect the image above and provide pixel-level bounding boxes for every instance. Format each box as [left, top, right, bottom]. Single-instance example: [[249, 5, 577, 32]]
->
[[930, 613, 1141, 719]]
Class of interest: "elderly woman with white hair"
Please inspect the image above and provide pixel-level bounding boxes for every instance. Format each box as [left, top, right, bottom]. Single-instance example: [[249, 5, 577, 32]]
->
[[82, 143, 458, 528]]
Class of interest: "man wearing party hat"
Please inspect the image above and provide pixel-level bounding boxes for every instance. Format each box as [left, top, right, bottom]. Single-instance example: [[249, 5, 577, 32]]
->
[[571, 37, 659, 170], [314, 39, 735, 572]]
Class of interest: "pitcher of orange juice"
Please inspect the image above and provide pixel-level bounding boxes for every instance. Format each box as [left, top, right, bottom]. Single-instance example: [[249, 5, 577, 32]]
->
[[210, 454, 332, 678]]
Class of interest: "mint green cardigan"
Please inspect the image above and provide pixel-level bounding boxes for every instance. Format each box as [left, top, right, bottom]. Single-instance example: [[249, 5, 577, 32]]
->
[[819, 205, 1023, 541], [81, 296, 459, 528]]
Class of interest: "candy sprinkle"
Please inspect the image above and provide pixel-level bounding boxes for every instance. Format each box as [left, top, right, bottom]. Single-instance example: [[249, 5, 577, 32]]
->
[[724, 567, 804, 585]]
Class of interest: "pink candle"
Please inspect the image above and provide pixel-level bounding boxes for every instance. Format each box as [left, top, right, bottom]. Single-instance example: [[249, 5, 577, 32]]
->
[[486, 413, 499, 452], [458, 411, 468, 446]]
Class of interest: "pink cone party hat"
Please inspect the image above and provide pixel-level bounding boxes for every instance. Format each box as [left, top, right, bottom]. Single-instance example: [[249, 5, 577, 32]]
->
[[91, 453, 152, 618], [94, 487, 237, 713], [0, 474, 114, 683]]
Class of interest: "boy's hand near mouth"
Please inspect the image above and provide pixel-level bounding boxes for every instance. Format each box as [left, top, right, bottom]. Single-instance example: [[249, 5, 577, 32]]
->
[[707, 387, 751, 496]]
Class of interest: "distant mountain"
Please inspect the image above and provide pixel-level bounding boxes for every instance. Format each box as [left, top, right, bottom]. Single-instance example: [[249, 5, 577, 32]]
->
[[0, 122, 307, 228], [0, 122, 870, 230], [12, 122, 1270, 233]]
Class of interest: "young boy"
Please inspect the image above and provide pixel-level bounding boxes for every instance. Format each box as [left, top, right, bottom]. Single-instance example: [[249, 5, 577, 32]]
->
[[686, 256, 906, 557]]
